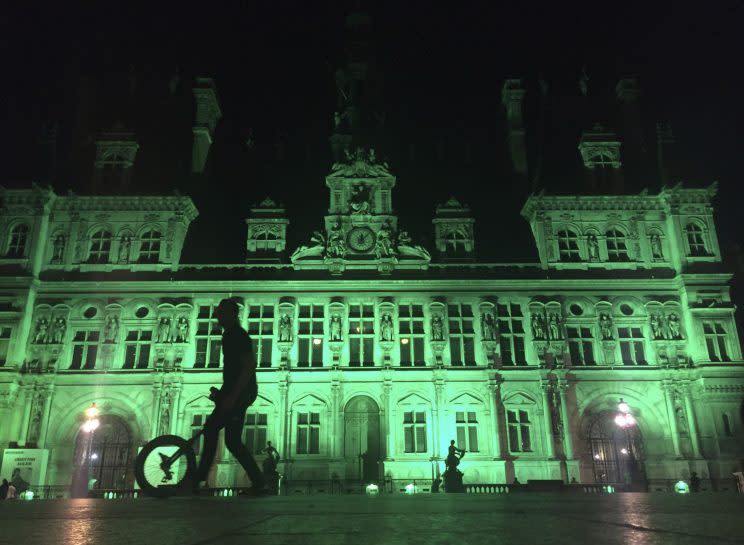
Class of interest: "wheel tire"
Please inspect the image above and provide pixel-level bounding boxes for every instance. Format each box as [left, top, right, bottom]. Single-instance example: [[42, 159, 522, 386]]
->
[[135, 434, 197, 498]]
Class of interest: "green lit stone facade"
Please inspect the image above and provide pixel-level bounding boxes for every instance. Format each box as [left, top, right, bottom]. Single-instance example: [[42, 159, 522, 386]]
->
[[0, 155, 742, 494]]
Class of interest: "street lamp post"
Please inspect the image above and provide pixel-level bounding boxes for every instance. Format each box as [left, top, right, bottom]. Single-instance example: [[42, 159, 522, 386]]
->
[[614, 399, 636, 487], [71, 403, 100, 498]]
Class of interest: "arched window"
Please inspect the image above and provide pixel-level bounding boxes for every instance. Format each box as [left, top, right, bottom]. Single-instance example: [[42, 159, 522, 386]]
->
[[685, 224, 708, 256], [557, 230, 580, 261], [138, 230, 161, 263], [445, 230, 468, 255], [88, 230, 112, 263], [606, 229, 629, 261], [6, 224, 29, 258], [254, 231, 278, 252]]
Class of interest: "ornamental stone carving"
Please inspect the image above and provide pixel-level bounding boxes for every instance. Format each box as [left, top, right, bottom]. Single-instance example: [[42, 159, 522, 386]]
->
[[599, 313, 613, 340], [50, 316, 66, 344], [157, 317, 171, 343], [481, 311, 497, 341], [33, 317, 50, 344], [380, 313, 394, 342], [104, 315, 119, 343], [431, 314, 445, 341], [175, 316, 190, 343], [330, 313, 343, 342], [278, 314, 293, 342]]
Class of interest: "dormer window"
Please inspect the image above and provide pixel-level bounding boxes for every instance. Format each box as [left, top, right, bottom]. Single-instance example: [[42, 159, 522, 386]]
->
[[606, 229, 629, 261], [6, 224, 29, 258], [88, 230, 112, 263], [685, 224, 708, 256], [138, 230, 161, 263], [254, 231, 278, 252], [445, 230, 468, 255], [557, 230, 580, 262]]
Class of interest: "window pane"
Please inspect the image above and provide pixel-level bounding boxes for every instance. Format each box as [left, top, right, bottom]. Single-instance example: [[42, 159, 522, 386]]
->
[[468, 427, 479, 452], [457, 427, 466, 448], [521, 426, 531, 451], [508, 425, 519, 452], [404, 427, 414, 452], [309, 427, 319, 454], [415, 426, 427, 452], [297, 428, 307, 454]]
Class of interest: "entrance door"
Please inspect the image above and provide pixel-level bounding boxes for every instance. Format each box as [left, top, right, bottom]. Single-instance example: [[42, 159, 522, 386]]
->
[[344, 396, 380, 482], [587, 412, 645, 488], [74, 415, 135, 490]]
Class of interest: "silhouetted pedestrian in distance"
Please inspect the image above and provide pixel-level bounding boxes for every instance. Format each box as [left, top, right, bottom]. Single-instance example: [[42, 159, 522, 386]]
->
[[193, 298, 267, 495], [0, 479, 8, 499], [690, 472, 701, 493]]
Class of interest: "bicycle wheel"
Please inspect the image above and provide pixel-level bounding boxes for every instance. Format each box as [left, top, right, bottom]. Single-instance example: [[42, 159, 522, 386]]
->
[[135, 435, 197, 498]]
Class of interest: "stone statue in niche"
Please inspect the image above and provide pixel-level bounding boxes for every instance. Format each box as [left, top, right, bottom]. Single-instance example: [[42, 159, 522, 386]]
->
[[278, 314, 292, 342], [175, 316, 190, 343], [548, 313, 562, 340], [27, 392, 44, 443], [104, 315, 119, 343], [481, 312, 497, 341], [599, 313, 613, 340], [51, 316, 66, 344], [675, 403, 688, 435], [650, 314, 663, 339], [33, 317, 50, 344], [375, 224, 394, 259], [380, 313, 394, 341], [431, 314, 444, 341], [157, 317, 171, 343], [531, 312, 545, 340], [326, 222, 346, 259], [587, 234, 600, 260], [350, 184, 371, 215], [667, 313, 681, 339], [650, 234, 663, 259], [118, 235, 131, 263], [52, 235, 66, 263], [159, 389, 172, 436], [330, 314, 342, 341]]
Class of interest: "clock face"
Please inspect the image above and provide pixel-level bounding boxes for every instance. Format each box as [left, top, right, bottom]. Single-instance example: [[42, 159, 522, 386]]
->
[[347, 227, 376, 252]]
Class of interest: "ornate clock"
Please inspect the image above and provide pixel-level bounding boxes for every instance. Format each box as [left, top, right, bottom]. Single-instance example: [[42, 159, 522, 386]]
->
[[347, 227, 376, 253]]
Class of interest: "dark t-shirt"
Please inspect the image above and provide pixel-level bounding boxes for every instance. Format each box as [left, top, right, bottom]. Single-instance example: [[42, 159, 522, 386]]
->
[[221, 325, 257, 400]]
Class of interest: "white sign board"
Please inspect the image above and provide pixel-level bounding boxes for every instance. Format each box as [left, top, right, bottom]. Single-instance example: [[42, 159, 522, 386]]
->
[[0, 449, 49, 492]]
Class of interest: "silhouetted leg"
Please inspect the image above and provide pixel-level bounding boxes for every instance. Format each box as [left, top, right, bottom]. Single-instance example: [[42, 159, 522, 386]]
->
[[224, 410, 265, 488], [195, 410, 223, 484]]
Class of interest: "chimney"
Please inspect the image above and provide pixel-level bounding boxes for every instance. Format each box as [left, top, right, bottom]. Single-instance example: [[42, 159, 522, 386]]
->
[[615, 77, 644, 182], [191, 78, 222, 174], [502, 79, 527, 177]]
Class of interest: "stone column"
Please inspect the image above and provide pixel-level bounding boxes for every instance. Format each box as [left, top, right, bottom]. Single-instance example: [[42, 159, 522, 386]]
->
[[330, 380, 341, 458], [557, 381, 574, 460], [432, 379, 445, 459], [278, 377, 289, 460], [150, 383, 162, 441], [38, 383, 55, 447], [662, 382, 682, 458], [382, 380, 394, 460], [17, 384, 34, 444], [683, 385, 702, 458], [486, 379, 501, 459], [540, 380, 555, 459]]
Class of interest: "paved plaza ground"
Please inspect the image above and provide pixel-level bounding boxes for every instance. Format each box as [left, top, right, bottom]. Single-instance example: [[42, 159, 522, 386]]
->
[[1, 493, 743, 545]]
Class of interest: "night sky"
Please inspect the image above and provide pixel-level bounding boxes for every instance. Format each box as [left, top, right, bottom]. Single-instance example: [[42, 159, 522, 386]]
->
[[4, 1, 743, 264]]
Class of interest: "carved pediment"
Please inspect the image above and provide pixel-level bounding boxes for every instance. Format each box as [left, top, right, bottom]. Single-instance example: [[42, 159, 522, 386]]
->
[[449, 392, 483, 405], [502, 392, 536, 406], [398, 392, 430, 406]]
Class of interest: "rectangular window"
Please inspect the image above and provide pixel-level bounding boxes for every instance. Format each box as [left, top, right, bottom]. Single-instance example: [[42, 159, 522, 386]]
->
[[703, 321, 730, 362], [0, 326, 11, 366], [567, 326, 595, 365], [247, 305, 274, 368], [191, 413, 211, 458], [399, 303, 425, 366], [507, 409, 532, 453], [448, 304, 475, 366], [455, 411, 479, 452], [403, 411, 427, 453], [69, 330, 100, 370], [297, 304, 324, 367], [243, 413, 268, 454], [349, 304, 375, 366], [123, 330, 152, 369], [497, 303, 526, 365], [194, 305, 222, 368], [618, 327, 646, 365], [296, 412, 320, 454]]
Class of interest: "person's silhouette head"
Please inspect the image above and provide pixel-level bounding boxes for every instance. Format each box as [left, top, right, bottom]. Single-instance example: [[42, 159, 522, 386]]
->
[[215, 298, 240, 328], [450, 440, 455, 445]]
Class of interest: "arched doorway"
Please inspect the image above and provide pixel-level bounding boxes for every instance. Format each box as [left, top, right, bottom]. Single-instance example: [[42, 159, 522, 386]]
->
[[73, 415, 135, 490], [586, 412, 646, 488], [344, 396, 380, 482]]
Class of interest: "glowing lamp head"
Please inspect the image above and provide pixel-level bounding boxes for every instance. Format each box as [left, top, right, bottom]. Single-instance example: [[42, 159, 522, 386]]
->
[[618, 399, 630, 414], [614, 414, 627, 427], [401, 338, 409, 345], [365, 483, 379, 496], [674, 480, 690, 494], [404, 483, 416, 495], [85, 403, 99, 419], [312, 338, 322, 346], [91, 453, 99, 460], [620, 448, 628, 455]]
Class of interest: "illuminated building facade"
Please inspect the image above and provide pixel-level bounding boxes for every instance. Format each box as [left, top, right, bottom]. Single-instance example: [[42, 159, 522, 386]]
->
[[1, 14, 742, 495]]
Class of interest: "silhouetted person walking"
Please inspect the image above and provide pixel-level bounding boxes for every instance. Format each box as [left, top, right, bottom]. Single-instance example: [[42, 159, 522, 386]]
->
[[0, 479, 8, 500], [193, 298, 267, 495]]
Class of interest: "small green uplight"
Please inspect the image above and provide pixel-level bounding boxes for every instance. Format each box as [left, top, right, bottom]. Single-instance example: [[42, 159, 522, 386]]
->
[[23, 490, 34, 501], [602, 485, 615, 494], [405, 483, 416, 495], [674, 480, 690, 494], [365, 483, 379, 496]]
